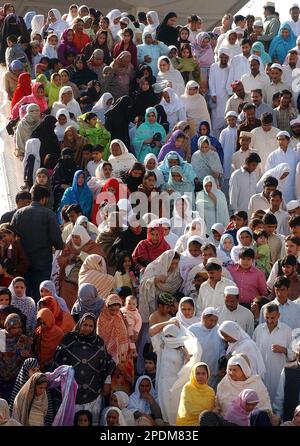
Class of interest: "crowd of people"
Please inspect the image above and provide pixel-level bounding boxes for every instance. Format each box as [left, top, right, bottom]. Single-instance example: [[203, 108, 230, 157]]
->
[[1, 0, 300, 427]]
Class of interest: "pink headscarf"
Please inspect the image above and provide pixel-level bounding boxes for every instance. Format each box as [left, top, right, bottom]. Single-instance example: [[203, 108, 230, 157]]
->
[[11, 81, 48, 120], [224, 389, 259, 426], [191, 32, 214, 67]]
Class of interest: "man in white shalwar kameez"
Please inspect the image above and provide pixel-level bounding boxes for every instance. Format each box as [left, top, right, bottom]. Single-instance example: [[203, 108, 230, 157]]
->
[[217, 286, 255, 336], [253, 302, 295, 403], [226, 39, 252, 95], [209, 48, 230, 138], [250, 113, 280, 171], [219, 111, 238, 202], [241, 56, 270, 97], [265, 131, 300, 203]]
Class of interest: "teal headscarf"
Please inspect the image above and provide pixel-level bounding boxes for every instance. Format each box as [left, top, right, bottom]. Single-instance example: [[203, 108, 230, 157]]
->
[[133, 107, 166, 162], [269, 22, 297, 64], [167, 165, 194, 194], [158, 150, 197, 183], [251, 42, 271, 66]]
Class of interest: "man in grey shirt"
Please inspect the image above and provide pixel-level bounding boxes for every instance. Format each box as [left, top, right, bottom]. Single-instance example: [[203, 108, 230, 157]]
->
[[11, 185, 64, 301]]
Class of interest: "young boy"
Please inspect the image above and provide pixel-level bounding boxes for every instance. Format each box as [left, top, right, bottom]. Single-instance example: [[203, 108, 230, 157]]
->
[[81, 144, 93, 170], [5, 34, 28, 67], [87, 145, 104, 177], [142, 352, 157, 388], [148, 293, 174, 327], [262, 212, 283, 265], [253, 229, 271, 277]]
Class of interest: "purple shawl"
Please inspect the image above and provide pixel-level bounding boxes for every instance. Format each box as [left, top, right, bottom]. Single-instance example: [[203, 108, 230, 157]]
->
[[157, 130, 186, 162], [191, 32, 215, 68], [57, 29, 79, 67]]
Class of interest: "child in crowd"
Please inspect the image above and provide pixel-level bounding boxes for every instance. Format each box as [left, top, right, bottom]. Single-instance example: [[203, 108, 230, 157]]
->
[[74, 410, 93, 426], [114, 251, 138, 293], [177, 44, 200, 84], [253, 230, 271, 277], [78, 112, 111, 156], [86, 145, 104, 177], [0, 258, 15, 287], [121, 295, 142, 357]]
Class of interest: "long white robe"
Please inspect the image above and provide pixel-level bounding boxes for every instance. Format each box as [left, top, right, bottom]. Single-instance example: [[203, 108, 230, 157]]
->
[[209, 63, 230, 135], [250, 126, 280, 171], [217, 305, 255, 337], [265, 147, 300, 202], [253, 322, 295, 403], [229, 167, 258, 213], [226, 54, 251, 95], [219, 126, 238, 180]]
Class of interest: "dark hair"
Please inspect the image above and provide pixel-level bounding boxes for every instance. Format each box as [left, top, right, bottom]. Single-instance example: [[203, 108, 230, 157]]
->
[[162, 12, 177, 26], [40, 56, 50, 66], [84, 112, 97, 122], [234, 14, 245, 24], [75, 54, 88, 70], [272, 92, 281, 101], [74, 410, 93, 426], [31, 185, 50, 202], [12, 276, 26, 286], [7, 34, 17, 43], [205, 262, 222, 272], [179, 43, 193, 58], [264, 302, 279, 313], [44, 153, 58, 170], [263, 176, 278, 188], [116, 251, 133, 275], [282, 254, 297, 267], [66, 204, 82, 215], [285, 235, 300, 246], [101, 17, 110, 26], [143, 171, 157, 181], [260, 112, 273, 124], [262, 212, 277, 225], [0, 287, 11, 303], [201, 243, 217, 254], [245, 153, 261, 164], [160, 57, 170, 65], [239, 248, 255, 259], [138, 12, 147, 21], [15, 191, 31, 204], [234, 211, 248, 221], [243, 103, 256, 112], [144, 351, 157, 364], [82, 144, 93, 153], [274, 276, 290, 289], [280, 89, 292, 98], [0, 258, 15, 276], [270, 190, 282, 200], [253, 230, 268, 241], [173, 252, 180, 260], [61, 205, 70, 223], [250, 218, 263, 229], [241, 38, 251, 46], [252, 296, 269, 310], [92, 144, 104, 153], [123, 27, 134, 41], [264, 5, 275, 14], [289, 215, 300, 228], [116, 286, 132, 298]]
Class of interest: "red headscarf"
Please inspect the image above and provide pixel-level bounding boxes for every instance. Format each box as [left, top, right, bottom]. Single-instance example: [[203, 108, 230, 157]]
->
[[132, 224, 170, 265], [101, 178, 121, 203], [39, 296, 76, 334], [11, 72, 32, 109]]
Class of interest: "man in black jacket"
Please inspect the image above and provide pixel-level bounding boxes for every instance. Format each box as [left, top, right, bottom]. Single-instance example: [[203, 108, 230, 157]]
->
[[11, 185, 64, 301]]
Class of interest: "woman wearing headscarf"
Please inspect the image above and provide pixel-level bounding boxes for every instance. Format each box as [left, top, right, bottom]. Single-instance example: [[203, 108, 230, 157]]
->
[[31, 115, 60, 166], [256, 163, 290, 194], [0, 13, 27, 62], [108, 139, 137, 177], [176, 362, 215, 426], [215, 354, 271, 416], [78, 254, 114, 299], [219, 30, 241, 61], [39, 280, 69, 313], [8, 277, 36, 337], [166, 165, 195, 196], [54, 109, 78, 143], [121, 162, 145, 193], [103, 406, 127, 426], [158, 151, 196, 185], [127, 375, 161, 423], [48, 72, 62, 108], [11, 82, 48, 121], [132, 225, 170, 270], [96, 212, 124, 274], [12, 372, 49, 426], [251, 41, 271, 67], [75, 216, 100, 241], [191, 120, 224, 164], [39, 296, 75, 334], [230, 226, 254, 263], [224, 389, 259, 426], [159, 87, 186, 133], [189, 307, 225, 390], [106, 9, 122, 39], [97, 294, 132, 391], [83, 30, 111, 64], [191, 33, 214, 91], [57, 28, 78, 66], [156, 12, 178, 46], [10, 72, 32, 111], [4, 59, 24, 101], [137, 31, 169, 78], [144, 153, 164, 188], [92, 92, 114, 124], [105, 96, 133, 148], [269, 23, 297, 64], [196, 176, 229, 237], [51, 86, 82, 118], [172, 297, 199, 329], [15, 105, 41, 160], [107, 391, 135, 426], [110, 51, 135, 97], [0, 313, 32, 401], [133, 107, 166, 162], [0, 399, 22, 425], [42, 9, 68, 38], [58, 170, 93, 220], [138, 250, 181, 323], [144, 11, 160, 36], [150, 321, 202, 425], [30, 14, 45, 38], [132, 77, 157, 119], [191, 136, 223, 186], [31, 167, 55, 210], [69, 54, 97, 89], [157, 130, 187, 162], [180, 81, 211, 130], [179, 235, 205, 286], [281, 404, 300, 426], [23, 11, 36, 31], [219, 233, 235, 265], [113, 27, 138, 69], [218, 321, 266, 378], [155, 56, 185, 97], [71, 283, 104, 323], [171, 196, 200, 238], [62, 126, 87, 166]]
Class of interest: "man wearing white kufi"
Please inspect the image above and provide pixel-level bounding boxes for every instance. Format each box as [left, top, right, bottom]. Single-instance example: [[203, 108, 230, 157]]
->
[[226, 37, 257, 95], [217, 286, 255, 336], [218, 320, 266, 377], [253, 302, 295, 403], [273, 339, 300, 420], [208, 48, 230, 137], [241, 55, 270, 95]]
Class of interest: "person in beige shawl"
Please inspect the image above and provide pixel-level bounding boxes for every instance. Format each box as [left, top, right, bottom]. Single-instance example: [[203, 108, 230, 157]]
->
[[0, 399, 22, 426], [12, 373, 49, 426], [215, 354, 271, 417], [96, 212, 124, 275], [78, 254, 114, 300], [58, 225, 105, 310]]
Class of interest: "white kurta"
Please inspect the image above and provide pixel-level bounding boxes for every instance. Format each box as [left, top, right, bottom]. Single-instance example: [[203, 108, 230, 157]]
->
[[253, 322, 294, 403], [197, 277, 236, 312], [241, 71, 270, 96], [265, 147, 300, 202], [250, 126, 280, 171], [217, 305, 255, 337], [209, 63, 230, 134], [219, 126, 238, 180], [226, 54, 251, 95], [229, 167, 258, 213], [248, 193, 269, 219]]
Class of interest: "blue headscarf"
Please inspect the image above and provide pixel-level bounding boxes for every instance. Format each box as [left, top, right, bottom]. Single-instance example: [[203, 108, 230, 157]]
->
[[9, 59, 24, 72], [59, 170, 93, 220], [191, 121, 224, 165], [269, 22, 297, 64], [219, 232, 235, 263], [251, 42, 271, 66], [158, 150, 196, 183], [24, 11, 36, 29]]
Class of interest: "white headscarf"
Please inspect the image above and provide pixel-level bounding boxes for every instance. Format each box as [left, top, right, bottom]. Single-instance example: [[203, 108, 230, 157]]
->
[[47, 9, 68, 38], [106, 9, 122, 38], [127, 375, 157, 415], [104, 407, 127, 426], [175, 297, 199, 328], [179, 235, 205, 283], [54, 108, 78, 141], [42, 33, 59, 58], [23, 138, 41, 182], [66, 4, 78, 25], [92, 93, 114, 122], [160, 87, 185, 115], [144, 153, 164, 187], [227, 354, 252, 379], [156, 56, 185, 97], [31, 15, 45, 37], [219, 30, 242, 60], [68, 225, 91, 249], [143, 11, 160, 35], [256, 163, 290, 193]]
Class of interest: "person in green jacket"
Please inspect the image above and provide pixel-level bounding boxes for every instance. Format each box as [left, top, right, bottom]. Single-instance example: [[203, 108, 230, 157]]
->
[[78, 112, 111, 160]]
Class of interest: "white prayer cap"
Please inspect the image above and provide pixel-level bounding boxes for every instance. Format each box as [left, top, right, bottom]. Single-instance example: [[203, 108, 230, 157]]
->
[[225, 110, 238, 119], [286, 200, 300, 211], [263, 1, 275, 8], [276, 130, 290, 139], [218, 47, 230, 57], [239, 131, 252, 139], [254, 20, 263, 27], [206, 257, 223, 267], [249, 55, 260, 63], [158, 217, 171, 227], [290, 3, 300, 9], [271, 63, 282, 71], [290, 117, 300, 126], [224, 285, 239, 296]]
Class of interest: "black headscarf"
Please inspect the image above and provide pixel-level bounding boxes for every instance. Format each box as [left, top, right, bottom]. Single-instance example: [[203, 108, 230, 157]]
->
[[69, 55, 98, 87], [136, 65, 156, 85], [120, 162, 146, 193], [0, 13, 28, 61], [132, 77, 157, 118], [51, 148, 78, 187], [156, 12, 178, 46], [31, 115, 60, 165], [105, 95, 133, 148]]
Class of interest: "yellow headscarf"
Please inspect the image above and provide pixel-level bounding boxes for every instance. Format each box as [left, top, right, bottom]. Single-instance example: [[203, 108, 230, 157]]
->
[[176, 362, 215, 426]]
